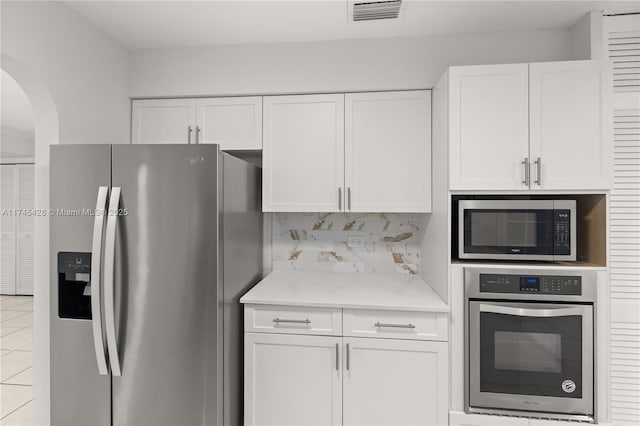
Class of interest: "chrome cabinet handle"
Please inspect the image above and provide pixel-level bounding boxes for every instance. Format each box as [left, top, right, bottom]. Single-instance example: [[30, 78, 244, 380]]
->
[[90, 186, 109, 376], [195, 126, 201, 144], [338, 187, 342, 211], [187, 126, 193, 143], [534, 157, 542, 186], [374, 322, 416, 329], [346, 343, 350, 371], [104, 187, 122, 377], [479, 303, 585, 318], [273, 318, 311, 324], [347, 187, 352, 211], [335, 344, 339, 371], [522, 157, 529, 186]]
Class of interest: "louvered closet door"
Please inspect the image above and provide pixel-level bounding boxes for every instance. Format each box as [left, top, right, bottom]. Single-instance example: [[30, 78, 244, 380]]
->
[[607, 13, 640, 426], [16, 165, 34, 295], [0, 165, 17, 295]]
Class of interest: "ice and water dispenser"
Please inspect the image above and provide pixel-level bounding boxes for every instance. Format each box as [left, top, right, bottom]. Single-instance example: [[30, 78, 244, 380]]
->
[[57, 252, 92, 319]]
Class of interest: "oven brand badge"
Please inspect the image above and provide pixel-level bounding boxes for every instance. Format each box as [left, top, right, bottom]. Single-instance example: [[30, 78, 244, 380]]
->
[[562, 379, 576, 394]]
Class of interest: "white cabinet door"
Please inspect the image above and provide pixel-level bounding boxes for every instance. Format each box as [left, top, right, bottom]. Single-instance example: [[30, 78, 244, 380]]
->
[[449, 64, 530, 190], [345, 91, 431, 213], [263, 94, 345, 212], [195, 97, 262, 150], [244, 333, 342, 426], [529, 60, 611, 190], [343, 338, 448, 426], [0, 165, 17, 295], [131, 99, 196, 144]]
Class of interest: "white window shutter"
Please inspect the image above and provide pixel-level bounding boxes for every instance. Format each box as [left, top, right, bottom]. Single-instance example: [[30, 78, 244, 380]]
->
[[607, 13, 640, 426]]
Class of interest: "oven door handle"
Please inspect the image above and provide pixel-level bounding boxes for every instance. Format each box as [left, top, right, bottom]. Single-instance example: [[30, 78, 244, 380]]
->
[[479, 303, 586, 318]]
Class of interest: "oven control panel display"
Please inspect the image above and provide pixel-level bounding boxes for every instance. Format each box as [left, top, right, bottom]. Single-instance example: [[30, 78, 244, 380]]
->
[[480, 274, 582, 295]]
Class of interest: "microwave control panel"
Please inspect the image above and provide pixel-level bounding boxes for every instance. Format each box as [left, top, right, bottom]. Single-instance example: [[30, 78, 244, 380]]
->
[[479, 274, 582, 295], [553, 209, 571, 255]]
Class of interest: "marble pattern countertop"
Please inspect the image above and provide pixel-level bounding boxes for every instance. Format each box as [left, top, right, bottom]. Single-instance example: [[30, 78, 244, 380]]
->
[[240, 271, 449, 312]]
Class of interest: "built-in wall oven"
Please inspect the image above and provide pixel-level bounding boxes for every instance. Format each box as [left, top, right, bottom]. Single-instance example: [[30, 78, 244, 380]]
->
[[465, 268, 596, 423]]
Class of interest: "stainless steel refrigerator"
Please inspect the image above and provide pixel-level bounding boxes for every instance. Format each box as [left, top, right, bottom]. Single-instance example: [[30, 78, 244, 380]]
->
[[50, 144, 263, 426]]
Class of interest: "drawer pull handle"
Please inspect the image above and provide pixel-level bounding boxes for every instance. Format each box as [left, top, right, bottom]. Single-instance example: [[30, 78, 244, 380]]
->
[[273, 318, 311, 325], [374, 322, 416, 329]]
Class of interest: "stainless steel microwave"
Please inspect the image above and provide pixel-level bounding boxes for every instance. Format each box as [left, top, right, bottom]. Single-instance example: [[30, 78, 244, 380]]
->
[[458, 200, 576, 261]]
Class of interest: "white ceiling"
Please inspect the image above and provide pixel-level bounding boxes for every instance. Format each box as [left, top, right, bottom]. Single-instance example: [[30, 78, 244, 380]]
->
[[65, 0, 639, 50]]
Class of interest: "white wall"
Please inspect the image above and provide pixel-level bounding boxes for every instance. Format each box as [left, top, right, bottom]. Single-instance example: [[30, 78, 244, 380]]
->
[[131, 28, 574, 97], [1, 2, 130, 424], [1, 1, 131, 145], [569, 10, 605, 60]]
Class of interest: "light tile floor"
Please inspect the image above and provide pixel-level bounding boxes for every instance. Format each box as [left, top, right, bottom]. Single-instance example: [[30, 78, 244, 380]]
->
[[0, 295, 33, 426]]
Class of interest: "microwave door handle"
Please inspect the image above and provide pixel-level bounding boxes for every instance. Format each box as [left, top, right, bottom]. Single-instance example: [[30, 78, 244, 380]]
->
[[479, 303, 585, 318]]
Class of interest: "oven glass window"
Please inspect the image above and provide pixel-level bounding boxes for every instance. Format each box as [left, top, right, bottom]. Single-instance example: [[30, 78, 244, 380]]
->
[[478, 308, 583, 398], [494, 331, 561, 373]]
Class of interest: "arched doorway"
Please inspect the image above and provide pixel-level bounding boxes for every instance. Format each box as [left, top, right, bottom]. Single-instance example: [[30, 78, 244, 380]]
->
[[2, 53, 59, 426]]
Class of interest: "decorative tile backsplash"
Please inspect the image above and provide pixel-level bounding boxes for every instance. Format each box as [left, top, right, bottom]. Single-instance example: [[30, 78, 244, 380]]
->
[[272, 213, 425, 274]]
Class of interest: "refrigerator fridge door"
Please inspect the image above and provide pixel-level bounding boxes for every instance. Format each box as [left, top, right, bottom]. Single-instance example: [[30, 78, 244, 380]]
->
[[110, 145, 221, 426], [50, 144, 111, 426]]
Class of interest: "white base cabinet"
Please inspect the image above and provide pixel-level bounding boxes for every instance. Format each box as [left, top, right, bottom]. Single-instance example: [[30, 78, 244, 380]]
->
[[343, 338, 448, 426], [244, 333, 342, 426], [244, 304, 449, 426]]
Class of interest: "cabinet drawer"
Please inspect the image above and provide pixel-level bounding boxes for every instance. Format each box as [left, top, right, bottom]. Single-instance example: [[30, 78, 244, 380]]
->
[[244, 304, 342, 336], [343, 309, 447, 341]]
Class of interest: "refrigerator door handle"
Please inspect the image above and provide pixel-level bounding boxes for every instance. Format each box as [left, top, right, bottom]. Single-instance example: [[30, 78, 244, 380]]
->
[[104, 186, 122, 376], [90, 186, 109, 375]]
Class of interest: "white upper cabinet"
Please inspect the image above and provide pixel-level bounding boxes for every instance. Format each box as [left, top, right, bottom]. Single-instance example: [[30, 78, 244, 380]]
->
[[195, 96, 262, 150], [131, 97, 262, 149], [448, 64, 530, 191], [446, 60, 610, 191], [262, 94, 345, 212], [529, 60, 611, 190], [345, 90, 431, 212], [131, 99, 196, 144], [263, 91, 432, 213]]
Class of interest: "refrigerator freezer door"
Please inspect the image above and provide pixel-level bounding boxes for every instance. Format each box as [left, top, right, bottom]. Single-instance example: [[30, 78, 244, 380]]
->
[[111, 145, 220, 426], [50, 144, 111, 426]]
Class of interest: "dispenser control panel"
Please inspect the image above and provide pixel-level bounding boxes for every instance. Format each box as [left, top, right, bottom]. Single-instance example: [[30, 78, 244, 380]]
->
[[58, 252, 92, 320]]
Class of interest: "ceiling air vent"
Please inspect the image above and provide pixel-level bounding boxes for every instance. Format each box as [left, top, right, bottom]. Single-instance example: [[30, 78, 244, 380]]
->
[[352, 0, 403, 22]]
